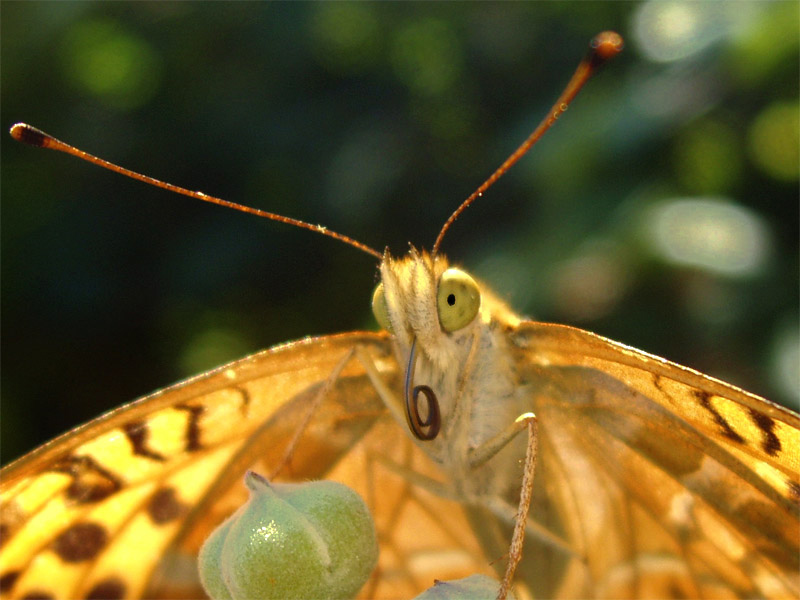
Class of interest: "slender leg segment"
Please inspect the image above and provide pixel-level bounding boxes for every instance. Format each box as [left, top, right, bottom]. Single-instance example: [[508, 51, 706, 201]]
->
[[497, 414, 538, 600]]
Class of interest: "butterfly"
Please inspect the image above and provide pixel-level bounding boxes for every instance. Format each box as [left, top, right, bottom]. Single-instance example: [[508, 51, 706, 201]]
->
[[2, 31, 799, 600]]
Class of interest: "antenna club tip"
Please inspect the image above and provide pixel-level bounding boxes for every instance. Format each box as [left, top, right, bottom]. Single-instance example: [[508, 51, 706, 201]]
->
[[10, 123, 49, 148], [590, 31, 624, 62]]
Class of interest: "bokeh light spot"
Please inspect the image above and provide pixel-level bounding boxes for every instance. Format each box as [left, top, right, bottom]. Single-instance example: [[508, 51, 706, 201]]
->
[[551, 247, 630, 322], [673, 120, 741, 193], [632, 0, 754, 63], [728, 2, 799, 85], [748, 101, 799, 181], [309, 3, 380, 73], [61, 19, 161, 110], [390, 19, 462, 96], [644, 198, 770, 277]]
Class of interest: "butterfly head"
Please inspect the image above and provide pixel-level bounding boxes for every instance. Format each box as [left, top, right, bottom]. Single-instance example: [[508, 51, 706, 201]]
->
[[371, 248, 521, 441], [372, 248, 484, 370]]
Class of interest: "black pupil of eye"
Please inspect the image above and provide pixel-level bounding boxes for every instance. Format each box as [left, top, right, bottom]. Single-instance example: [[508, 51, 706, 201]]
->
[[447, 294, 456, 306]]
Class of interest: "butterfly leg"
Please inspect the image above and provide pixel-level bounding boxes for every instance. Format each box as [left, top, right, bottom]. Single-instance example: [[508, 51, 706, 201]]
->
[[367, 448, 458, 500], [464, 409, 578, 599], [468, 412, 535, 469], [474, 418, 579, 560], [495, 414, 537, 600], [461, 409, 542, 598], [485, 497, 577, 558], [357, 343, 542, 597]]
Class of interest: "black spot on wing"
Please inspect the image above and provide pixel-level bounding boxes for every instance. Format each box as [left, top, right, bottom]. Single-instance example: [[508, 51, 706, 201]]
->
[[748, 408, 781, 456], [667, 581, 690, 599], [20, 592, 54, 600], [652, 373, 665, 393], [123, 421, 166, 461], [695, 391, 745, 444], [52, 522, 107, 563], [52, 455, 122, 503], [85, 577, 126, 600], [146, 487, 187, 525], [239, 386, 252, 416], [175, 404, 204, 452], [0, 570, 19, 592]]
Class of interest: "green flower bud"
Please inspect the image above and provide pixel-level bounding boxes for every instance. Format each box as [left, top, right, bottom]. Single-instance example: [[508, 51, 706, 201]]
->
[[199, 471, 378, 600]]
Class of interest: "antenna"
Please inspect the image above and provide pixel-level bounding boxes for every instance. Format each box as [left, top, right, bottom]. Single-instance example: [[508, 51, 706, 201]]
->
[[432, 31, 624, 256], [11, 31, 623, 262], [9, 123, 383, 260]]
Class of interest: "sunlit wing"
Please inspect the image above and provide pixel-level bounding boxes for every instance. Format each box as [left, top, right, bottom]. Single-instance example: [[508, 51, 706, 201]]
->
[[505, 321, 800, 599], [0, 332, 490, 599], [4, 320, 798, 600]]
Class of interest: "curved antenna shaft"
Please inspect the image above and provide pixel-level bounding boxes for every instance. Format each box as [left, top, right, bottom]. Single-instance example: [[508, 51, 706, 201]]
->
[[432, 31, 623, 256], [10, 123, 382, 260]]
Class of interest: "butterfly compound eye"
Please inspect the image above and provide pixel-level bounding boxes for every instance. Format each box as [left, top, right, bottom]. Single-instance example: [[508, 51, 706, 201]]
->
[[437, 269, 481, 332], [371, 283, 393, 332]]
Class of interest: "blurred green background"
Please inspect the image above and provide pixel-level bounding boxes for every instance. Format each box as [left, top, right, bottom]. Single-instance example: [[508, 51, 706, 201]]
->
[[2, 2, 798, 464]]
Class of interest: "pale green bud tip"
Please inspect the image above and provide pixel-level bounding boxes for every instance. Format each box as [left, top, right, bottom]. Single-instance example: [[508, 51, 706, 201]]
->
[[414, 574, 516, 600], [199, 472, 378, 600]]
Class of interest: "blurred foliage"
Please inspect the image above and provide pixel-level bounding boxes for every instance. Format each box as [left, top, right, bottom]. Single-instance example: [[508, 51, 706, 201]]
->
[[2, 2, 798, 464]]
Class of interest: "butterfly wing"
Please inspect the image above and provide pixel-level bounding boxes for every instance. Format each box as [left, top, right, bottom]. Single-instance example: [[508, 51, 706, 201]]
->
[[506, 321, 800, 599], [7, 319, 796, 600], [0, 332, 490, 599]]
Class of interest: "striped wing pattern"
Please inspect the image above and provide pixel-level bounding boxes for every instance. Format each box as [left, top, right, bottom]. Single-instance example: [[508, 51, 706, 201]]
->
[[510, 322, 800, 599], [0, 332, 489, 599], [2, 322, 799, 599]]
